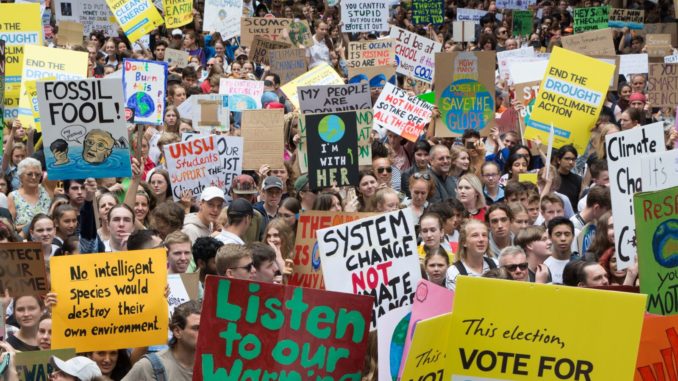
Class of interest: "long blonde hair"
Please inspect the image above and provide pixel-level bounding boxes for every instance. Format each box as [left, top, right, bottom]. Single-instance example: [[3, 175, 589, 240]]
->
[[456, 219, 489, 262]]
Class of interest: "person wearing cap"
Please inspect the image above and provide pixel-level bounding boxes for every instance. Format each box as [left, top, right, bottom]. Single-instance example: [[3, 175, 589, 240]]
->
[[50, 356, 102, 381], [182, 186, 225, 244], [169, 29, 184, 49], [228, 175, 265, 243], [294, 175, 317, 211], [254, 176, 283, 227], [215, 199, 253, 245]]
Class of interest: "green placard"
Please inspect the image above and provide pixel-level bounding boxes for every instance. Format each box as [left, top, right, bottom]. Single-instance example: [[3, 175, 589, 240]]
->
[[512, 10, 533, 37], [633, 185, 678, 316], [15, 348, 76, 381], [573, 6, 610, 34]]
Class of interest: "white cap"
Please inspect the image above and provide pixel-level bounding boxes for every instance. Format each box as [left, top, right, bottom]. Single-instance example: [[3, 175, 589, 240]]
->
[[200, 186, 225, 201], [50, 356, 102, 381], [171, 29, 183, 37]]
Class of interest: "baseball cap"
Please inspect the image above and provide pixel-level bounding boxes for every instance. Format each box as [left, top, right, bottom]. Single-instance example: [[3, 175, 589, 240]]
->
[[232, 175, 258, 195], [50, 356, 102, 381], [171, 29, 183, 37], [228, 198, 254, 217], [294, 174, 309, 192], [263, 176, 283, 191], [235, 48, 247, 59], [200, 186, 226, 202]]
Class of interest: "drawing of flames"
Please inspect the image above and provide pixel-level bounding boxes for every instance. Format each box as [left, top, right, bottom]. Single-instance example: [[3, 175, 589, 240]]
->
[[637, 327, 678, 380]]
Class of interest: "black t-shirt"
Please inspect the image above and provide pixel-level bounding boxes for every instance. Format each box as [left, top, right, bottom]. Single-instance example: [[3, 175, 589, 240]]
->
[[7, 333, 39, 352], [558, 172, 582, 211]]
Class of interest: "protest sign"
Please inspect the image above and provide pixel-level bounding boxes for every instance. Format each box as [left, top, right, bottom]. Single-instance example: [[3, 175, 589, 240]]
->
[[608, 8, 644, 29], [514, 80, 540, 143], [56, 21, 84, 46], [37, 78, 131, 180], [0, 242, 47, 296], [513, 10, 534, 37], [593, 55, 621, 90], [280, 63, 344, 110], [634, 185, 678, 316], [162, 0, 193, 28], [298, 109, 372, 173], [639, 23, 678, 48], [305, 111, 360, 190], [496, 0, 535, 10], [347, 64, 396, 89], [452, 21, 476, 42], [645, 34, 673, 57], [347, 39, 395, 68], [55, 0, 118, 37], [373, 83, 434, 142], [435, 51, 496, 137], [377, 305, 411, 381], [194, 276, 373, 380], [123, 59, 167, 126], [444, 277, 646, 380], [15, 349, 76, 381], [250, 36, 291, 65], [525, 47, 614, 155], [167, 272, 200, 317], [390, 26, 441, 84], [509, 59, 549, 84], [401, 313, 454, 381], [0, 40, 5, 126], [411, 0, 444, 25], [164, 135, 243, 200], [105, 0, 163, 43], [561, 28, 616, 56], [317, 208, 421, 329], [51, 250, 168, 352], [635, 314, 678, 381], [164, 48, 189, 67], [665, 54, 678, 64], [203, 0, 243, 40], [219, 78, 264, 111], [619, 53, 649, 79], [290, 211, 371, 289], [648, 63, 678, 107], [573, 6, 609, 33], [242, 109, 284, 170], [298, 83, 371, 114], [456, 8, 489, 23], [0, 3, 42, 120], [191, 94, 230, 130], [268, 48, 307, 84], [341, 0, 389, 32], [240, 17, 312, 47], [605, 122, 665, 270], [497, 46, 535, 82]]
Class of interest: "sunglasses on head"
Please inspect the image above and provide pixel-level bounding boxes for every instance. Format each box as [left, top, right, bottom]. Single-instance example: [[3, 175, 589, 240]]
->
[[413, 172, 431, 180]]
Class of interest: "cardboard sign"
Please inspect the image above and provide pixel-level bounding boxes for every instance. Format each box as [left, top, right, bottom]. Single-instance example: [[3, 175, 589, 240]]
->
[[456, 8, 489, 23], [15, 349, 76, 381], [443, 277, 646, 380], [56, 21, 84, 46], [37, 78, 131, 180], [317, 208, 421, 329], [665, 54, 678, 64], [290, 211, 371, 289], [105, 0, 163, 43], [268, 48, 307, 85], [648, 63, 678, 107], [280, 63, 344, 110], [497, 46, 535, 81], [250, 36, 291, 65], [561, 28, 616, 56], [513, 10, 534, 37], [167, 272, 200, 317], [298, 83, 371, 114], [0, 242, 47, 296], [619, 53, 649, 78], [389, 26, 441, 84], [435, 51, 496, 137], [608, 8, 644, 29], [496, 0, 535, 10], [305, 111, 360, 190], [641, 23, 678, 47], [164, 135, 243, 200], [162, 0, 193, 28], [634, 185, 678, 316], [55, 0, 118, 37], [526, 47, 614, 155], [194, 276, 373, 379], [203, 0, 243, 40], [411, 0, 444, 25], [347, 64, 396, 89], [240, 17, 312, 47], [605, 122, 665, 270], [573, 6, 610, 33], [123, 59, 167, 126], [51, 250, 169, 352], [635, 314, 678, 381], [219, 78, 264, 111], [164, 48, 189, 67], [341, 0, 389, 32], [241, 109, 284, 170], [452, 21, 476, 42], [0, 3, 43, 120], [191, 94, 230, 129], [347, 39, 395, 68], [373, 83, 434, 142], [645, 34, 673, 57]]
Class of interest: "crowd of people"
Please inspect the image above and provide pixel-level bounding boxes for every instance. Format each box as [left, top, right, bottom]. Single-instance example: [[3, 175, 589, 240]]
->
[[0, 0, 676, 379]]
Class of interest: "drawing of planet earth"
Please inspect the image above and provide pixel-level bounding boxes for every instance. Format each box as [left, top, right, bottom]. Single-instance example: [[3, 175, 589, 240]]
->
[[653, 219, 678, 267], [126, 92, 155, 118], [390, 313, 410, 380], [318, 115, 345, 143], [229, 94, 258, 111]]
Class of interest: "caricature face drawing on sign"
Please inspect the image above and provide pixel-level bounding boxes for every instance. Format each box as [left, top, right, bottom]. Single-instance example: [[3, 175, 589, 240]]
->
[[83, 129, 115, 164], [50, 139, 70, 166]]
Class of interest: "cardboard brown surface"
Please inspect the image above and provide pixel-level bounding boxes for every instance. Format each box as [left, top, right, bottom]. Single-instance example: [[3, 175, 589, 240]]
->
[[269, 48, 308, 84], [241, 109, 285, 170], [561, 28, 616, 56], [250, 36, 291, 65]]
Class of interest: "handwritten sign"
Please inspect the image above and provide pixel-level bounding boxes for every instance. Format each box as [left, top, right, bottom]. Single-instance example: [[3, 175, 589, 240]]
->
[[513, 10, 534, 36], [269, 48, 307, 84], [373, 82, 434, 142], [51, 250, 168, 352], [241, 109, 284, 170], [203, 0, 243, 40], [219, 78, 264, 111], [298, 83, 371, 114], [561, 28, 616, 56], [456, 8, 489, 23], [15, 349, 76, 381], [645, 34, 673, 57], [0, 242, 47, 296], [390, 26, 441, 84], [162, 0, 193, 28], [619, 53, 648, 78], [348, 65, 396, 89], [341, 0, 389, 32], [56, 21, 84, 46], [647, 63, 678, 108], [573, 6, 610, 33], [608, 8, 644, 29], [411, 0, 444, 25], [164, 48, 189, 67], [496, 0, 535, 10], [635, 315, 678, 381], [347, 39, 395, 68], [123, 59, 167, 126], [191, 94, 230, 130], [280, 63, 344, 110], [55, 0, 118, 37], [240, 17, 312, 47], [250, 36, 291, 65], [105, 0, 163, 43], [167, 272, 200, 317], [193, 276, 373, 380]]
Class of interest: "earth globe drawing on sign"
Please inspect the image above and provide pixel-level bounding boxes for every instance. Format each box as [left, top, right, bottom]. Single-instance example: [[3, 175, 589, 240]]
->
[[127, 92, 155, 118], [653, 219, 678, 268], [318, 115, 345, 143]]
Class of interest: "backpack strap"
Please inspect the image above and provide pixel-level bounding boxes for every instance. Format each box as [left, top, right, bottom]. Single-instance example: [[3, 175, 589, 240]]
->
[[143, 353, 167, 381], [484, 257, 497, 270], [453, 261, 468, 276]]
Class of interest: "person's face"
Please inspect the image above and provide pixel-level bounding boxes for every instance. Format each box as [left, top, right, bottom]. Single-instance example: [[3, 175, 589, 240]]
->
[[414, 149, 429, 169], [57, 211, 78, 237], [173, 88, 187, 106], [481, 166, 500, 188], [373, 158, 392, 184], [503, 135, 518, 149], [109, 207, 134, 241], [631, 77, 645, 92], [15, 296, 41, 328], [49, 370, 77, 381], [154, 45, 166, 60], [501, 253, 529, 281], [255, 259, 279, 283], [329, 195, 343, 211], [134, 195, 149, 221], [99, 195, 117, 221], [87, 46, 97, 62], [228, 257, 256, 280], [456, 179, 478, 207], [117, 42, 127, 53], [200, 198, 224, 223], [0, 178, 8, 194], [511, 157, 529, 177], [420, 217, 443, 248], [488, 209, 511, 239], [38, 318, 52, 350], [91, 351, 118, 376], [32, 219, 55, 245], [215, 43, 225, 56], [526, 201, 540, 224], [508, 210, 528, 235], [557, 152, 576, 173], [606, 215, 614, 244], [175, 313, 201, 350], [231, 63, 242, 75], [464, 224, 489, 255], [609, 255, 626, 278], [430, 148, 451, 174], [67, 182, 85, 206], [266, 227, 282, 249], [104, 41, 115, 55], [242, 62, 254, 75], [620, 112, 636, 130], [529, 232, 553, 257], [278, 207, 296, 227], [83, 133, 113, 164], [264, 188, 282, 208], [183, 34, 195, 48], [496, 28, 508, 40], [12, 148, 26, 166], [20, 165, 40, 186], [593, 170, 609, 187], [582, 264, 609, 287], [505, 39, 517, 50], [543, 202, 564, 223], [165, 110, 177, 126], [270, 169, 288, 184], [425, 255, 447, 284], [168, 242, 193, 273], [150, 174, 168, 196], [359, 176, 378, 198], [620, 86, 631, 100], [410, 180, 429, 207], [629, 100, 644, 111], [454, 151, 470, 171], [317, 23, 329, 39], [550, 224, 573, 253], [379, 194, 399, 212]]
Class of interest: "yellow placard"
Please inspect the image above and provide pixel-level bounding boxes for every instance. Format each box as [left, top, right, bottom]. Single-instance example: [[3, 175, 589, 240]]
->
[[0, 3, 43, 120], [162, 0, 193, 28], [518, 173, 538, 185], [51, 250, 168, 352], [18, 46, 88, 131], [447, 277, 646, 380], [280, 63, 344, 110], [106, 0, 164, 43], [22, 78, 55, 132], [525, 46, 614, 155], [400, 313, 454, 380]]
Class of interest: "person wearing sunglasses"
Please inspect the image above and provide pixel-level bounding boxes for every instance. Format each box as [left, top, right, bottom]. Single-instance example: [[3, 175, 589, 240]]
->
[[372, 156, 399, 192], [498, 246, 529, 282], [215, 243, 256, 280]]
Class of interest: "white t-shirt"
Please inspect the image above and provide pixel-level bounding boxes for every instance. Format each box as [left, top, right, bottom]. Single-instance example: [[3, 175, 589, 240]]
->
[[215, 230, 244, 245], [544, 257, 570, 284]]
